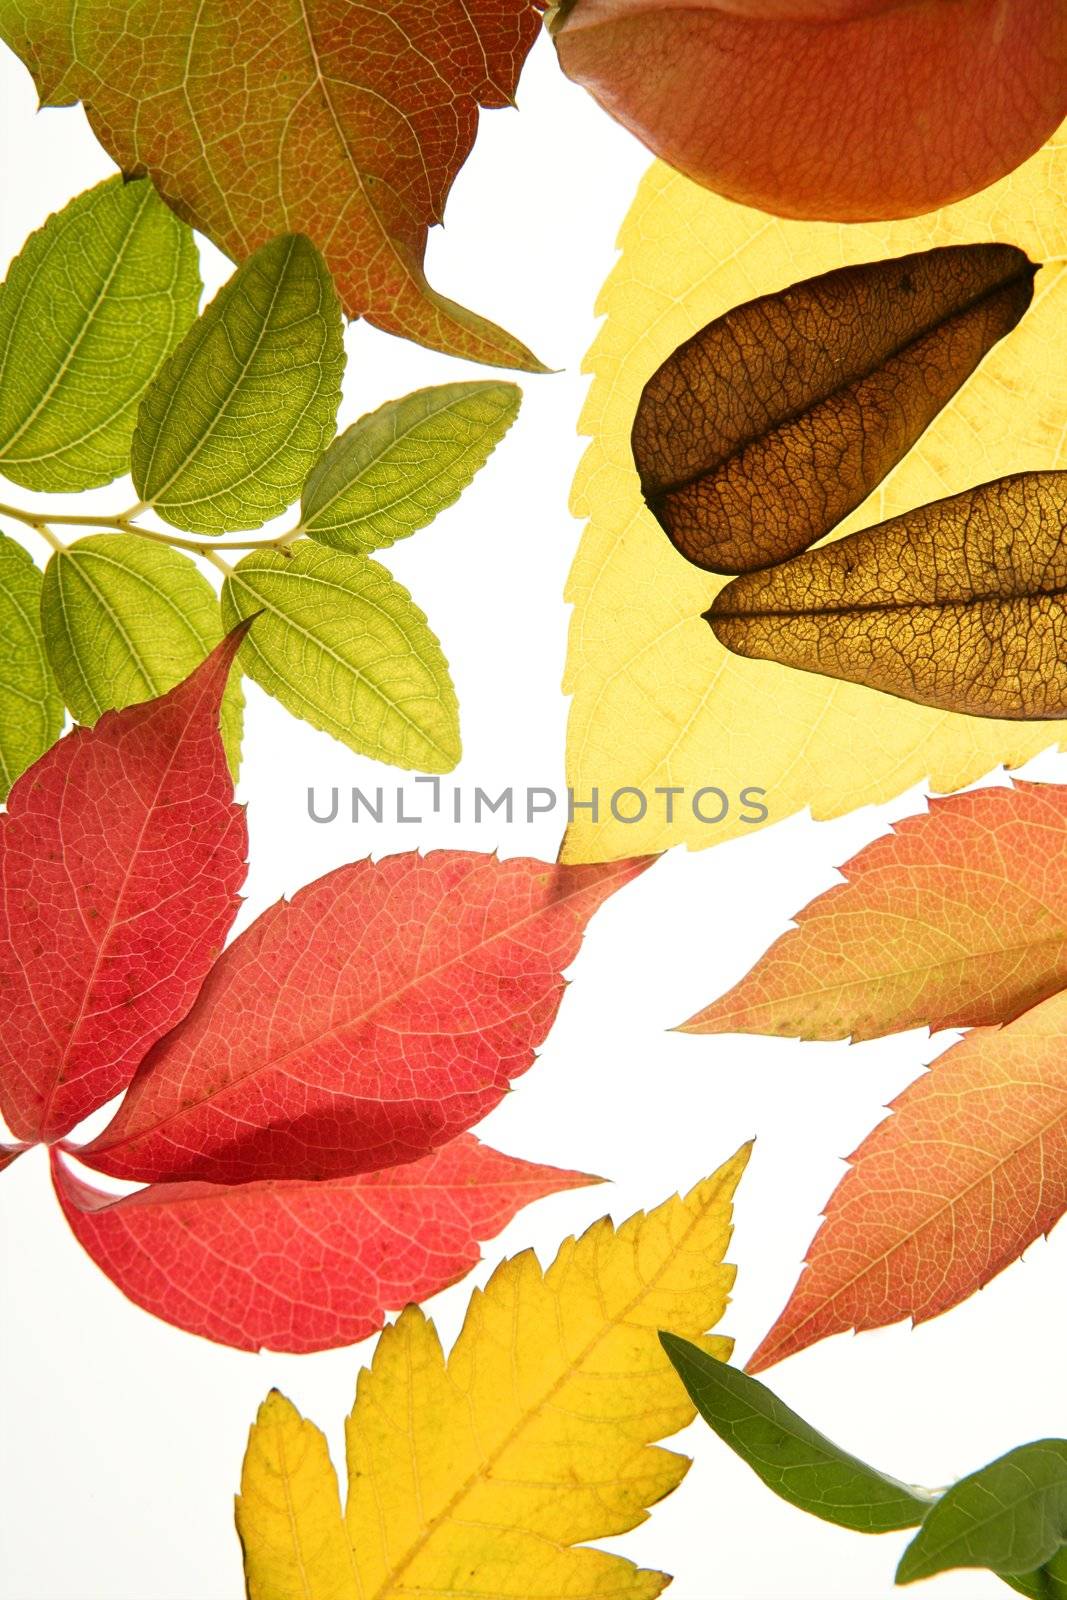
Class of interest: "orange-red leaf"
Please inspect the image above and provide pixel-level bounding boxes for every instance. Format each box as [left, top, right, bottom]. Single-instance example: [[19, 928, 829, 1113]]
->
[[52, 1137, 596, 1352], [82, 852, 649, 1184], [684, 782, 1067, 1043], [748, 987, 1067, 1372], [0, 632, 247, 1144], [1, 0, 544, 369], [552, 0, 1067, 222]]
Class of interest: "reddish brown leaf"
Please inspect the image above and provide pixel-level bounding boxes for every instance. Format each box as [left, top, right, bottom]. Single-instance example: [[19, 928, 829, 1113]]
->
[[552, 0, 1066, 223], [0, 1143, 27, 1173], [0, 632, 248, 1144], [82, 853, 649, 1184], [684, 782, 1067, 1043], [708, 472, 1067, 719], [1, 0, 545, 369], [632, 245, 1036, 574], [748, 986, 1067, 1373], [52, 1136, 597, 1352]]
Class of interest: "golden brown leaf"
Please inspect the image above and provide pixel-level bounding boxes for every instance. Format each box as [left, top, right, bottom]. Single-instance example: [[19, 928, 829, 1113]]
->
[[633, 244, 1036, 574], [708, 471, 1067, 719]]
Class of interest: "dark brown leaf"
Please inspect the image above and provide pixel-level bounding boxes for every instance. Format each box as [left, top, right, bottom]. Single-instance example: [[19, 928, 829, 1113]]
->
[[707, 471, 1067, 719], [633, 245, 1037, 574]]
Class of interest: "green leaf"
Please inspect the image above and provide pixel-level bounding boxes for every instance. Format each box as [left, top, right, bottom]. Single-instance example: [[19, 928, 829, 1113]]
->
[[132, 235, 343, 534], [1003, 1544, 1067, 1599], [0, 176, 200, 493], [40, 534, 243, 772], [300, 381, 521, 554], [221, 540, 460, 773], [660, 1333, 935, 1534], [897, 1441, 1067, 1587], [0, 533, 64, 798]]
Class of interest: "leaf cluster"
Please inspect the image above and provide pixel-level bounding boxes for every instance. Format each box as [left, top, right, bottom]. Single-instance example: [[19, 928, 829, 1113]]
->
[[0, 178, 522, 795], [664, 1338, 1067, 1597], [0, 636, 643, 1351]]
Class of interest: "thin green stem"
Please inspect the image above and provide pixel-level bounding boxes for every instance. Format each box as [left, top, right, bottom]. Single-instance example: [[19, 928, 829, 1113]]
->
[[0, 496, 302, 558]]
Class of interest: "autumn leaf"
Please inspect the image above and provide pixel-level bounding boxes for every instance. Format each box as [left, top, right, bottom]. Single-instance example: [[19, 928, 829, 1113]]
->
[[708, 472, 1067, 719], [684, 781, 1067, 1043], [51, 1137, 597, 1353], [82, 850, 650, 1185], [748, 984, 1067, 1373], [236, 1145, 749, 1600], [0, 0, 545, 369], [0, 631, 248, 1143], [551, 0, 1067, 223], [561, 138, 1067, 863], [633, 244, 1035, 574]]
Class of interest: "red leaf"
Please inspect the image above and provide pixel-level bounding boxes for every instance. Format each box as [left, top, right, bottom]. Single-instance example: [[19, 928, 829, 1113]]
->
[[0, 1143, 27, 1172], [0, 633, 248, 1144], [747, 987, 1067, 1373], [82, 853, 650, 1183], [553, 0, 1066, 223], [51, 1137, 598, 1352]]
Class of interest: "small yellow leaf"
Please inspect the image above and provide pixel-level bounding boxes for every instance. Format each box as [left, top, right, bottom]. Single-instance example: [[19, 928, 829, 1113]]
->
[[562, 136, 1067, 862], [236, 1145, 750, 1600]]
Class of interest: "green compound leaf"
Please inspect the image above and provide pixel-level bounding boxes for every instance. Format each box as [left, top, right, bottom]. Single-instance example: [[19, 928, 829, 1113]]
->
[[0, 176, 200, 493], [660, 1334, 935, 1535], [40, 535, 243, 772], [132, 235, 344, 534], [0, 532, 64, 798], [221, 540, 460, 773], [301, 380, 521, 554], [898, 1441, 1067, 1588]]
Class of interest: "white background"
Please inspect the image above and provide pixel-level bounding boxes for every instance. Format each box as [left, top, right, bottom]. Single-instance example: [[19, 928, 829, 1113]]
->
[[2, 33, 1065, 1600]]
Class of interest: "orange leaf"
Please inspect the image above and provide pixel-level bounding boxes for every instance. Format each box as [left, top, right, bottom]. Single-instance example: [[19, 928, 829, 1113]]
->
[[748, 987, 1067, 1372], [552, 0, 1067, 222], [684, 782, 1067, 1042], [1, 0, 545, 369]]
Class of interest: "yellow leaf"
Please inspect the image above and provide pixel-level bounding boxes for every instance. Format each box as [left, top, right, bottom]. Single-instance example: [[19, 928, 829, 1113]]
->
[[236, 1144, 750, 1600], [561, 136, 1067, 863]]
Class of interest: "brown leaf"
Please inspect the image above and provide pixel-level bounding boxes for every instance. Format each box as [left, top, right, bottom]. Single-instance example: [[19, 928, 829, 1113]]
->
[[707, 471, 1067, 719], [632, 244, 1036, 574]]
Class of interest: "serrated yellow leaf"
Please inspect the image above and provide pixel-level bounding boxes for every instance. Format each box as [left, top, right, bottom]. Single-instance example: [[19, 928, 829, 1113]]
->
[[236, 1145, 750, 1600], [561, 137, 1067, 863]]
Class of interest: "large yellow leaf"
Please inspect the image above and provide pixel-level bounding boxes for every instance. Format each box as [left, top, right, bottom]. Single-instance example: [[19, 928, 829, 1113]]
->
[[561, 137, 1067, 862], [237, 1145, 749, 1600]]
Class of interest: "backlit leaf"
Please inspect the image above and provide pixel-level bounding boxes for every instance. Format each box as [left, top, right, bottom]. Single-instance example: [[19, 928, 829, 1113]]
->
[[301, 381, 522, 555], [236, 1146, 749, 1600], [0, 175, 200, 492], [551, 0, 1066, 223], [221, 541, 460, 773], [0, 531, 63, 799], [708, 472, 1067, 719], [897, 1441, 1067, 1586], [83, 852, 650, 1184], [661, 1334, 933, 1533], [0, 0, 545, 369], [633, 244, 1035, 573], [41, 534, 242, 773], [748, 984, 1067, 1372], [131, 235, 343, 534], [52, 1137, 597, 1353], [0, 634, 247, 1142], [683, 781, 1067, 1042], [561, 140, 1067, 863]]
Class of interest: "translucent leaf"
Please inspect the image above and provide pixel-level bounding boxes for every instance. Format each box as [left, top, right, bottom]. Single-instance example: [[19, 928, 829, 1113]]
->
[[302, 381, 521, 554], [0, 532, 63, 798], [221, 540, 460, 772], [0, 176, 200, 492], [40, 534, 243, 771], [132, 235, 343, 534]]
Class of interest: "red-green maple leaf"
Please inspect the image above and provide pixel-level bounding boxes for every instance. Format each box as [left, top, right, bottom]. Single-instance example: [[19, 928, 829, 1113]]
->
[[0, 631, 248, 1144], [52, 1137, 597, 1352], [1, 0, 546, 369], [748, 986, 1067, 1373], [82, 851, 649, 1184]]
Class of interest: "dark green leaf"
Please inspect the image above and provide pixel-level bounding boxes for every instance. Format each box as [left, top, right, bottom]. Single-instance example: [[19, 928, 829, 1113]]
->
[[661, 1333, 934, 1533]]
